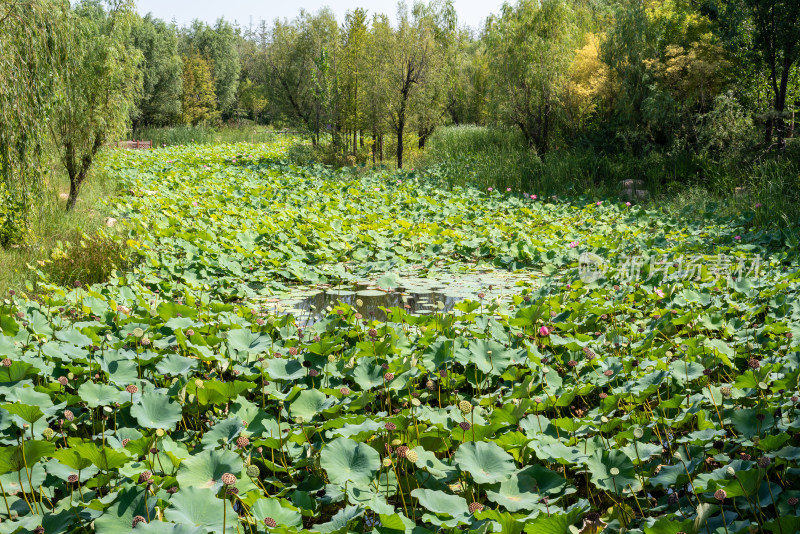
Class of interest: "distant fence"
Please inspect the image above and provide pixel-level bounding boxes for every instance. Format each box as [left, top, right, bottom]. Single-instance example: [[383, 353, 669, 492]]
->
[[112, 140, 152, 149]]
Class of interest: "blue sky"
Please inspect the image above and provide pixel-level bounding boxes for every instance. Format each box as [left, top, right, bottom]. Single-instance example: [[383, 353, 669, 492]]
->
[[135, 0, 506, 31]]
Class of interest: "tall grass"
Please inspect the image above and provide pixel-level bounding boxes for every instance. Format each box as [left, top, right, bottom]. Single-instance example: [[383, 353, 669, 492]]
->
[[422, 125, 800, 233], [130, 125, 303, 147]]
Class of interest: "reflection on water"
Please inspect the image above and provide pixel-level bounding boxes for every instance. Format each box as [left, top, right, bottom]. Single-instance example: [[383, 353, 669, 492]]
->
[[291, 286, 463, 325]]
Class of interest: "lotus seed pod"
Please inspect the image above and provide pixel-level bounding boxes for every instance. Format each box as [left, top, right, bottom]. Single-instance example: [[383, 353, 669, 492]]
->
[[391, 439, 402, 447], [67, 474, 79, 483], [64, 410, 74, 421], [1, 359, 11, 367], [156, 428, 165, 437], [586, 512, 600, 523], [396, 445, 409, 458], [122, 438, 130, 447], [138, 471, 152, 484], [57, 376, 69, 386], [133, 328, 144, 338], [426, 380, 435, 390], [327, 354, 336, 363], [788, 497, 798, 506], [295, 417, 304, 424], [384, 372, 394, 381], [356, 299, 364, 307], [339, 387, 350, 395], [126, 384, 138, 394], [385, 422, 396, 431], [264, 517, 277, 528], [246, 465, 260, 478], [468, 502, 484, 513], [610, 467, 620, 476], [459, 421, 471, 431], [633, 428, 644, 439], [221, 473, 237, 486], [34, 527, 44, 534], [714, 489, 727, 501], [405, 450, 418, 463], [236, 436, 250, 449], [411, 398, 421, 407], [132, 515, 147, 527], [382, 458, 392, 467], [42, 427, 54, 440], [194, 379, 204, 389], [758, 456, 771, 468], [458, 400, 473, 414]]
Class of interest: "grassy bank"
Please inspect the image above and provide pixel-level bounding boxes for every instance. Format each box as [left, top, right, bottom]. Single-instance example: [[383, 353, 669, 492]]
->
[[420, 125, 800, 234], [0, 160, 127, 295], [130, 124, 303, 147]]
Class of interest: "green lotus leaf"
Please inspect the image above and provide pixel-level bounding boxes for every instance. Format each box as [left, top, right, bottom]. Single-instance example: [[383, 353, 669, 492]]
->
[[164, 486, 238, 533], [265, 358, 306, 381], [320, 437, 380, 486], [409, 488, 469, 517], [94, 486, 160, 534], [135, 523, 207, 534], [226, 329, 271, 354], [77, 382, 121, 408], [0, 402, 44, 424], [130, 392, 183, 430], [156, 354, 198, 376], [454, 441, 516, 485], [200, 417, 245, 449], [312, 505, 364, 533], [289, 389, 334, 422], [176, 448, 243, 492], [583, 449, 640, 494], [250, 498, 303, 528]]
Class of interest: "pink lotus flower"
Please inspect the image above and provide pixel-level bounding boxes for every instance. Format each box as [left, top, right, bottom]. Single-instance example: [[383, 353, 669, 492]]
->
[[655, 289, 664, 298], [538, 326, 551, 336], [568, 241, 579, 249], [626, 202, 631, 206], [566, 284, 571, 290], [755, 203, 762, 208], [487, 187, 493, 192], [192, 201, 198, 207], [531, 194, 537, 199], [506, 188, 511, 192], [734, 235, 741, 240], [596, 201, 602, 206]]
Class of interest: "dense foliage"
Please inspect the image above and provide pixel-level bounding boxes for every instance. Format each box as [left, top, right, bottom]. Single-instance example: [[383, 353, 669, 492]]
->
[[1, 141, 799, 533]]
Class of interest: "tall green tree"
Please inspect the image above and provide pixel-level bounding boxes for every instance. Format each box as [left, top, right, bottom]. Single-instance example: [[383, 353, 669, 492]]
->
[[385, 2, 441, 168], [731, 0, 800, 148], [180, 50, 219, 125], [48, 0, 142, 211], [130, 14, 183, 127], [485, 0, 581, 154], [264, 9, 340, 144], [184, 19, 242, 117]]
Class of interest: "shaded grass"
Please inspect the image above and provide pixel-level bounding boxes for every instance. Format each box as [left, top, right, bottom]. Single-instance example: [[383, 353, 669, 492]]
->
[[0, 157, 127, 295]]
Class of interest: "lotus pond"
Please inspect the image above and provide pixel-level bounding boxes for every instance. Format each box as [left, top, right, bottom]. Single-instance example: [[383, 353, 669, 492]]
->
[[2, 140, 800, 534]]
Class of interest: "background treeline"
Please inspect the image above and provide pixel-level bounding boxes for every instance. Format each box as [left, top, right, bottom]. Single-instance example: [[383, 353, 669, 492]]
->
[[2, 0, 800, 250], [126, 0, 800, 168]]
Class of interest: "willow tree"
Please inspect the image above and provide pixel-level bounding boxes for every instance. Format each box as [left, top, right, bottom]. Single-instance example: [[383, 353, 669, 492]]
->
[[485, 0, 581, 155], [0, 0, 68, 244], [48, 0, 142, 211]]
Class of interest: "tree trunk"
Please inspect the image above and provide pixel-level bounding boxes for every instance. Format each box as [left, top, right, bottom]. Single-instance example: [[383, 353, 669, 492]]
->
[[396, 90, 408, 169]]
